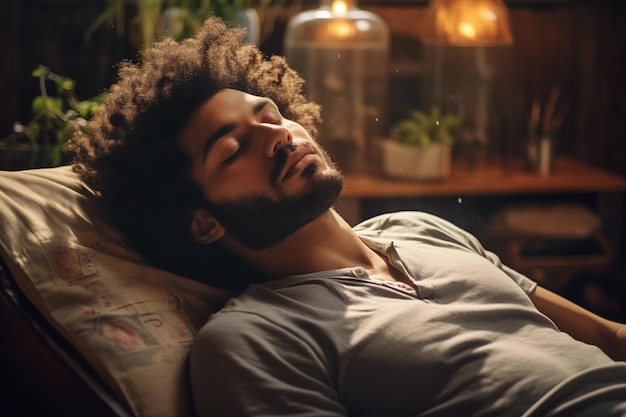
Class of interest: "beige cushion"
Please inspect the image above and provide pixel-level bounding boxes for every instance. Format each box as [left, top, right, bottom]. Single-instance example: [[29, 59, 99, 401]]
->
[[0, 166, 231, 417], [487, 203, 602, 240]]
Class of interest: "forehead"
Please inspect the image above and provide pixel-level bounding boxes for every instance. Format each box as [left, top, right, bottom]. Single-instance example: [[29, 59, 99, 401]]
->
[[201, 88, 261, 115], [187, 88, 271, 132], [178, 89, 260, 146]]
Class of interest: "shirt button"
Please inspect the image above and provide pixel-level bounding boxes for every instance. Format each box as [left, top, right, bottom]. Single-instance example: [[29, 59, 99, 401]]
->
[[354, 267, 366, 277]]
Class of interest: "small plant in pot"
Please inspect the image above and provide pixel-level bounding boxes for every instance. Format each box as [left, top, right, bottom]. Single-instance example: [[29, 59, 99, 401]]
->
[[0, 66, 107, 170], [380, 105, 461, 181]]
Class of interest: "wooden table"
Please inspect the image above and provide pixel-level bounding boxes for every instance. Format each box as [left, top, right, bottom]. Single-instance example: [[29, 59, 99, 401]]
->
[[336, 156, 626, 259]]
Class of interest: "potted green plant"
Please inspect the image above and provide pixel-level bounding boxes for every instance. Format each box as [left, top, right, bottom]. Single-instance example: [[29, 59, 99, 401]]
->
[[379, 106, 461, 181], [0, 66, 107, 170]]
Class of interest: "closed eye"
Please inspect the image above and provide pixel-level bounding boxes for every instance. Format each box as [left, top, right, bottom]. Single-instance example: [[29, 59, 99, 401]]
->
[[222, 139, 247, 165], [255, 98, 283, 126], [260, 111, 283, 126]]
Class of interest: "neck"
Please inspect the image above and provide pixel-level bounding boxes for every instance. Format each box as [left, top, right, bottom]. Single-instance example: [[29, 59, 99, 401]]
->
[[222, 209, 379, 280]]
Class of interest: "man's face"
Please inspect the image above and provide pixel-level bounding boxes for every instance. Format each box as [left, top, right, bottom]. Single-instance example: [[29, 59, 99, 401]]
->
[[178, 89, 343, 249]]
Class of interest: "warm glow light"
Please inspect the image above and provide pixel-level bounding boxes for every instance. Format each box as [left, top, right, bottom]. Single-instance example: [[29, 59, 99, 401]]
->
[[458, 22, 476, 39], [424, 0, 513, 46], [325, 1, 355, 38], [329, 20, 355, 37], [332, 0, 348, 15]]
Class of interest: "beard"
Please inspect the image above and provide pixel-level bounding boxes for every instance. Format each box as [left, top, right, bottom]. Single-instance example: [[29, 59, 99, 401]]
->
[[206, 145, 344, 250]]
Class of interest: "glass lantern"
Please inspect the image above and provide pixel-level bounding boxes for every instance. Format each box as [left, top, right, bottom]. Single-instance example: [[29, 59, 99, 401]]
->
[[284, 0, 390, 173]]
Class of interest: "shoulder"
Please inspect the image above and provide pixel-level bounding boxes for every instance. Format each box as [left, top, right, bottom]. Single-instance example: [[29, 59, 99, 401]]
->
[[353, 212, 537, 293], [354, 211, 457, 232], [194, 308, 282, 351], [192, 294, 313, 358], [353, 211, 479, 247], [190, 309, 300, 386]]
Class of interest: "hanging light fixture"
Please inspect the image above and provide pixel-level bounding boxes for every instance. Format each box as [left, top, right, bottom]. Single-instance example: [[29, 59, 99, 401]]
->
[[424, 0, 514, 46]]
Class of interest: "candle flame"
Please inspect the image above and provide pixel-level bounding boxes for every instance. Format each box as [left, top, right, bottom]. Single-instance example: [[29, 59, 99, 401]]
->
[[458, 22, 476, 39], [332, 0, 348, 16]]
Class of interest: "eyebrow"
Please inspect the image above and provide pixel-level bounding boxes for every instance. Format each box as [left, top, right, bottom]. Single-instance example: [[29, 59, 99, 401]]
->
[[253, 99, 270, 115], [201, 98, 271, 162]]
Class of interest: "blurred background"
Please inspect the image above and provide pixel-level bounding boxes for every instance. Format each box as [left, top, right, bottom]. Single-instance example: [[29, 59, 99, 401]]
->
[[1, 0, 625, 319]]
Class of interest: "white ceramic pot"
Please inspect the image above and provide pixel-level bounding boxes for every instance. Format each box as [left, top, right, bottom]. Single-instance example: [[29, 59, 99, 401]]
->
[[379, 140, 451, 181]]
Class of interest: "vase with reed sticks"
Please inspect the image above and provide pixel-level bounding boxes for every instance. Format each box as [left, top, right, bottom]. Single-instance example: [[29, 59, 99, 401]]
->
[[526, 86, 570, 176]]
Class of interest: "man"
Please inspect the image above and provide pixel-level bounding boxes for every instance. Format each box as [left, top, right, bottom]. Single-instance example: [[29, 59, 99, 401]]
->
[[71, 17, 626, 417]]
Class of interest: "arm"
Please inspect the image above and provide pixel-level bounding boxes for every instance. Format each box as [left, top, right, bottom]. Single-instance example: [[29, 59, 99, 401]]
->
[[530, 285, 626, 361]]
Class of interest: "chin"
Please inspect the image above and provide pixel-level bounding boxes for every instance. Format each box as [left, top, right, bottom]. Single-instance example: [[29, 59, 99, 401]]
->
[[307, 153, 342, 178]]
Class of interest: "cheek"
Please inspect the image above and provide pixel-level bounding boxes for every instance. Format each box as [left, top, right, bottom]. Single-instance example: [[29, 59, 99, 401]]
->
[[206, 161, 274, 201], [285, 119, 312, 138]]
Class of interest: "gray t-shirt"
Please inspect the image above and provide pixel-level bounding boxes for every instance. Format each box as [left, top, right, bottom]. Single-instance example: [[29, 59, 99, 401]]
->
[[190, 211, 626, 417]]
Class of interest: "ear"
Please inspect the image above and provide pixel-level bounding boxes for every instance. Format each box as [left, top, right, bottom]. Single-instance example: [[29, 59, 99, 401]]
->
[[190, 209, 225, 244]]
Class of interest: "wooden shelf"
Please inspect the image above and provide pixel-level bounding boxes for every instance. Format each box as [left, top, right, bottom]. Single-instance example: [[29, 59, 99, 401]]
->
[[341, 156, 626, 199]]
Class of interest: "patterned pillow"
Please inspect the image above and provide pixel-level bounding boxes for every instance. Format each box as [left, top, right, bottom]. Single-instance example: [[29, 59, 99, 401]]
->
[[0, 166, 231, 417]]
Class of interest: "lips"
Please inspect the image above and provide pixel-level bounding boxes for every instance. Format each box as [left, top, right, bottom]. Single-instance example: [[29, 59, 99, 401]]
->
[[281, 145, 316, 182]]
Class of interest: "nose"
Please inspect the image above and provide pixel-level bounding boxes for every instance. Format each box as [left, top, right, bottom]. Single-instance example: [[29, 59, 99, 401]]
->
[[263, 124, 293, 158]]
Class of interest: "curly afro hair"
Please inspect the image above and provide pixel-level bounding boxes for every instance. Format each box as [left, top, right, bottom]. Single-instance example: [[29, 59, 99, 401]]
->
[[70, 17, 321, 290]]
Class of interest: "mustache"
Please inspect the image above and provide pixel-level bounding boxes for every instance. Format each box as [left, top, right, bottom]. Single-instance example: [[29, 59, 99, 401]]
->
[[270, 143, 296, 188]]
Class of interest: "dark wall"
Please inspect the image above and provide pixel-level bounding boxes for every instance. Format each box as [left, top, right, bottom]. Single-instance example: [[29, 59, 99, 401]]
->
[[0, 0, 136, 139]]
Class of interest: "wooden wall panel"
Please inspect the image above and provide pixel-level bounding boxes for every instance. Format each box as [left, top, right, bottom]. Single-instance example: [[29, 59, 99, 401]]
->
[[0, 0, 22, 138], [573, 4, 625, 174]]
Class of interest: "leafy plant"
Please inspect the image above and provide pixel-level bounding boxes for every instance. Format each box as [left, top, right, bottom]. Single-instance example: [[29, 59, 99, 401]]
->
[[162, 0, 252, 41], [177, 0, 252, 29], [85, 0, 166, 48], [85, 0, 292, 46], [391, 106, 461, 147], [1, 65, 107, 167]]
